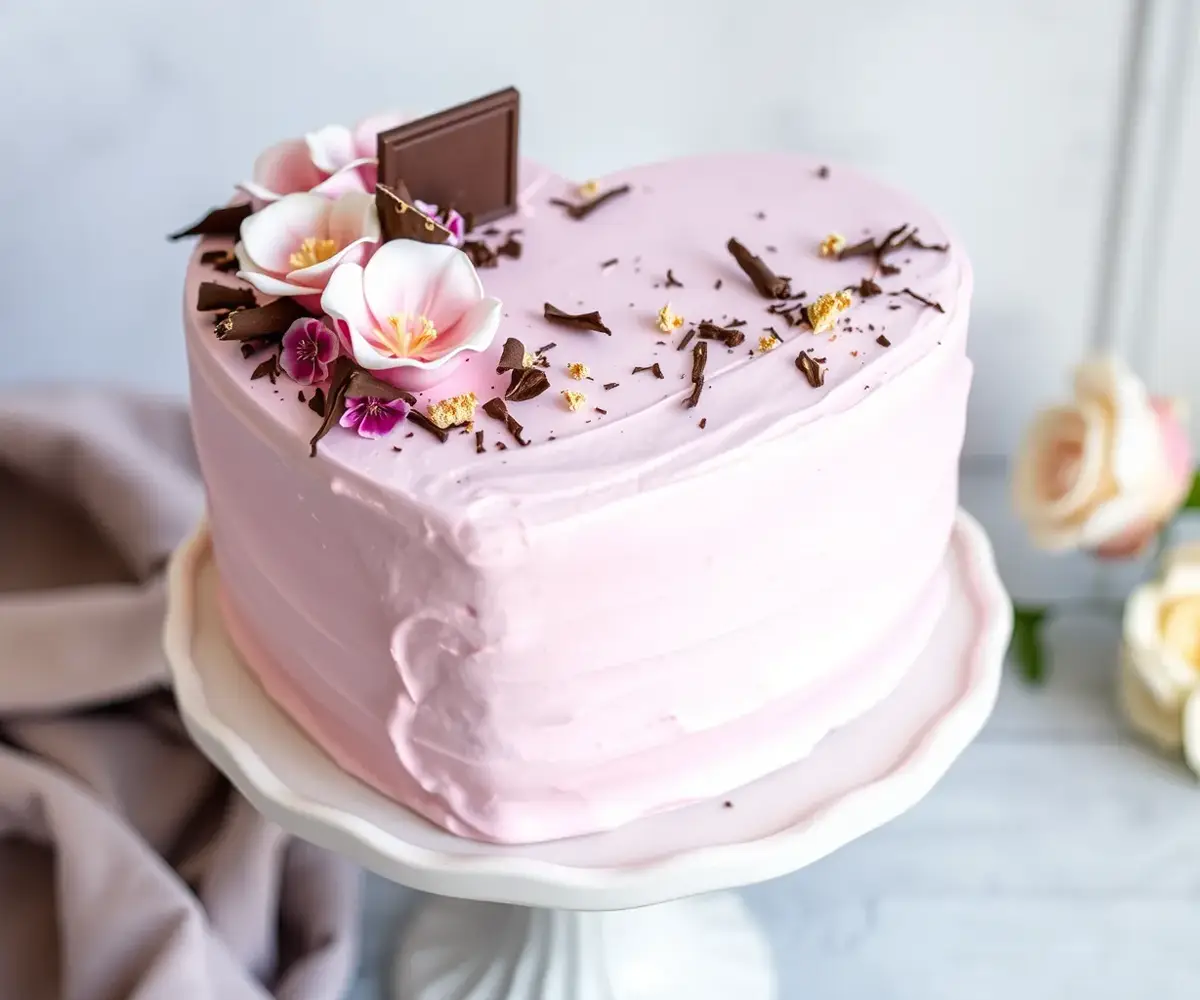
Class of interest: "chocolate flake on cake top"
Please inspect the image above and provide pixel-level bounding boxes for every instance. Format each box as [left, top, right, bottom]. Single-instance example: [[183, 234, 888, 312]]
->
[[891, 287, 945, 313], [215, 299, 307, 342], [549, 183, 631, 221], [796, 350, 826, 388], [169, 203, 253, 240], [543, 303, 612, 335], [726, 238, 791, 298], [196, 282, 256, 312]]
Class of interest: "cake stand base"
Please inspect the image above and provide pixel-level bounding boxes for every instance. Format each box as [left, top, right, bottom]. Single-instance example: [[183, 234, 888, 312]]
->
[[164, 510, 1010, 1000], [397, 892, 773, 1000]]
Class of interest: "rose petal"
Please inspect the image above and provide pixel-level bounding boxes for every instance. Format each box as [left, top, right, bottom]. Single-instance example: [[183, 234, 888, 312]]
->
[[1075, 357, 1162, 497], [239, 193, 333, 275], [1120, 648, 1184, 751], [305, 124, 357, 174], [239, 138, 324, 203]]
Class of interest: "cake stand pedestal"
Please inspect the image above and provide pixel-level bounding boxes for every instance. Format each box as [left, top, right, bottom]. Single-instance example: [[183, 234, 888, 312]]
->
[[163, 512, 1010, 1000]]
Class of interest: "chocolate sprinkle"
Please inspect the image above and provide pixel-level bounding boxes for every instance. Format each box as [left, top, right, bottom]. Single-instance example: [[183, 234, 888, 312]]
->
[[697, 321, 746, 348], [407, 411, 451, 443], [685, 340, 708, 408], [535, 342, 557, 354], [549, 183, 631, 221], [633, 363, 665, 379], [496, 337, 528, 373], [726, 238, 790, 298], [482, 397, 528, 446], [250, 355, 279, 383], [877, 334, 892, 347], [603, 382, 619, 390], [699, 418, 708, 429], [796, 350, 826, 388], [665, 269, 683, 288], [197, 281, 256, 312], [168, 203, 253, 240], [595, 407, 608, 415], [199, 248, 239, 272], [601, 257, 619, 269], [543, 302, 612, 335], [714, 278, 723, 290], [462, 240, 499, 268], [475, 430, 485, 454], [817, 165, 830, 179], [856, 277, 883, 298], [506, 366, 551, 401], [215, 299, 307, 342], [892, 287, 945, 313]]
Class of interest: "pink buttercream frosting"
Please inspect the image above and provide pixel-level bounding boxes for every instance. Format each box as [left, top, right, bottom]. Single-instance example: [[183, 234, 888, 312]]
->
[[184, 152, 973, 843]]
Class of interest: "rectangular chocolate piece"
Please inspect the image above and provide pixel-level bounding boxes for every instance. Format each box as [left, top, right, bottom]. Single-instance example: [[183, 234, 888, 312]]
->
[[378, 87, 520, 226]]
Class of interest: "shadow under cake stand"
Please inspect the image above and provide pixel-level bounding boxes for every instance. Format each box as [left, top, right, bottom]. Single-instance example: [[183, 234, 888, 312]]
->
[[163, 511, 1010, 1000]]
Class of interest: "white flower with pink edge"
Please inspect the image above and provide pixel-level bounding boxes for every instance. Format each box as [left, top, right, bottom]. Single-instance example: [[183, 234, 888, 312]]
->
[[320, 240, 501, 392]]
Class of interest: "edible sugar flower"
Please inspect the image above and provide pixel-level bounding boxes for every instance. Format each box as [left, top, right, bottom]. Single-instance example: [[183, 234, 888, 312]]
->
[[279, 318, 338, 385], [339, 396, 411, 439]]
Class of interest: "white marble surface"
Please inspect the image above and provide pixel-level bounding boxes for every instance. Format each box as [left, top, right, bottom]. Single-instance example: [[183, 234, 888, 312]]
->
[[340, 468, 1200, 998]]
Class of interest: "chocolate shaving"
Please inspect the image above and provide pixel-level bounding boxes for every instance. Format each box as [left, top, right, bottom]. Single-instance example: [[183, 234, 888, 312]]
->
[[665, 269, 683, 288], [600, 257, 619, 270], [506, 366, 551, 401], [677, 329, 696, 352], [169, 203, 253, 240], [697, 321, 746, 348], [891, 288, 945, 313], [250, 355, 279, 383], [838, 237, 878, 260], [475, 430, 486, 454], [309, 358, 419, 455], [633, 363, 665, 379], [817, 165, 830, 179], [215, 299, 307, 341], [482, 397, 528, 446], [462, 240, 499, 268], [699, 418, 707, 429], [376, 183, 451, 244], [726, 238, 790, 298], [197, 281, 256, 312], [766, 301, 811, 329], [308, 388, 326, 416], [603, 382, 619, 390], [199, 248, 239, 272], [497, 236, 523, 259], [876, 334, 892, 347], [496, 337, 528, 373], [543, 303, 611, 335], [549, 183, 631, 220], [685, 340, 708, 408], [407, 411, 451, 443], [796, 350, 826, 388], [239, 343, 257, 359], [902, 230, 949, 253], [535, 342, 557, 354], [856, 277, 883, 298]]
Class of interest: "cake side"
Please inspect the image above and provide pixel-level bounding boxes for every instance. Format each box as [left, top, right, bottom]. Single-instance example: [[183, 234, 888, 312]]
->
[[183, 148, 973, 843]]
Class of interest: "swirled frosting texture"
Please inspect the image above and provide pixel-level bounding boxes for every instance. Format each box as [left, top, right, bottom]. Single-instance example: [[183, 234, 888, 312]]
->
[[185, 153, 973, 843]]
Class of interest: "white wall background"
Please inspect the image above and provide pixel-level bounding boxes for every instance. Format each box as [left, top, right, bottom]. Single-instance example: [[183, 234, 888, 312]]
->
[[0, 0, 1195, 459]]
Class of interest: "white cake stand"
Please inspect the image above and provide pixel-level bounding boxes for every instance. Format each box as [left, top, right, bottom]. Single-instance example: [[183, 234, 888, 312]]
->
[[163, 511, 1010, 1000]]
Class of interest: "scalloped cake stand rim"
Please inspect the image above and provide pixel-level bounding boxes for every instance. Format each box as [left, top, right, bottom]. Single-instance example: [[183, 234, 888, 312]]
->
[[163, 509, 1010, 912]]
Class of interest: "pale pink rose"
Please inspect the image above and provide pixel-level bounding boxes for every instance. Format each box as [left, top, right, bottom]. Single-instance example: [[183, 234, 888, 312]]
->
[[238, 111, 406, 205], [1013, 356, 1192, 558], [235, 192, 380, 312], [320, 240, 502, 392]]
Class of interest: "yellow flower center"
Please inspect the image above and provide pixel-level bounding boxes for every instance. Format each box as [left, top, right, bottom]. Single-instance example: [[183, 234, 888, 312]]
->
[[377, 313, 439, 358], [1160, 596, 1200, 673], [288, 236, 338, 270]]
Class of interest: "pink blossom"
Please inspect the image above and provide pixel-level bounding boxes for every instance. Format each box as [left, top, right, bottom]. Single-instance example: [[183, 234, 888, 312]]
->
[[320, 240, 502, 392], [235, 192, 379, 310], [339, 396, 411, 439], [414, 200, 467, 247], [238, 111, 406, 205], [280, 318, 338, 385]]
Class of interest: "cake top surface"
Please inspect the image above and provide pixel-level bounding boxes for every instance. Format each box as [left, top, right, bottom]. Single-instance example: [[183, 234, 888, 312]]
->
[[185, 146, 970, 523]]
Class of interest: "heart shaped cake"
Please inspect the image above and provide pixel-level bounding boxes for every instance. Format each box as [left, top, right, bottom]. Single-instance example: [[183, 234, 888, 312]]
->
[[179, 90, 972, 843]]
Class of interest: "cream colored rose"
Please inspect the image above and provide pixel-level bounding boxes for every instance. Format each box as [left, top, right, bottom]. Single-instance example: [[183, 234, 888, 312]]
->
[[1013, 357, 1191, 557], [1121, 543, 1200, 775]]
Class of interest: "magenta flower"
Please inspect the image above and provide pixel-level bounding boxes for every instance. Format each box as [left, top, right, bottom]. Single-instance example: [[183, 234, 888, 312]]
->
[[339, 396, 411, 439], [280, 318, 339, 385]]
